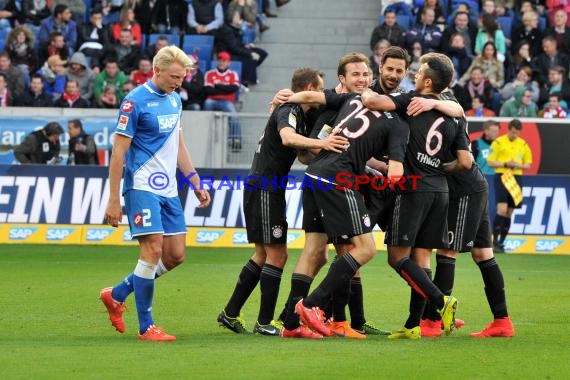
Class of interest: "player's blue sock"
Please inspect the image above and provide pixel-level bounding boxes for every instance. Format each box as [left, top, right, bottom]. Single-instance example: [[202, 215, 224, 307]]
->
[[112, 273, 134, 303], [133, 260, 157, 334]]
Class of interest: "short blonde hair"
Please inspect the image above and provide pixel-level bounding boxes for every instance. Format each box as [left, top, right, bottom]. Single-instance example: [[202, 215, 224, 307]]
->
[[153, 45, 193, 71]]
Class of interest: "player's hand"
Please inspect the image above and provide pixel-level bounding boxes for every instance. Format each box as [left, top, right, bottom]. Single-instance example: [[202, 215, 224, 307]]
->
[[271, 88, 294, 106], [251, 52, 261, 61], [505, 160, 518, 169], [194, 189, 211, 208], [407, 97, 436, 116], [321, 134, 349, 153], [105, 199, 123, 227]]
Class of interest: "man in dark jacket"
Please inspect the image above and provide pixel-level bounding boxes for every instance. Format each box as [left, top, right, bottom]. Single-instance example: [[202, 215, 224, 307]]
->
[[187, 0, 224, 39], [14, 122, 64, 164], [180, 54, 205, 110], [13, 74, 54, 107], [67, 119, 99, 165], [369, 9, 407, 51]]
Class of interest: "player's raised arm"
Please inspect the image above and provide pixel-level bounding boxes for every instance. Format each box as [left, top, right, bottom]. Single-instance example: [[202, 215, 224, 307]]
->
[[360, 88, 397, 111], [407, 96, 464, 117], [279, 127, 347, 153], [285, 90, 326, 105]]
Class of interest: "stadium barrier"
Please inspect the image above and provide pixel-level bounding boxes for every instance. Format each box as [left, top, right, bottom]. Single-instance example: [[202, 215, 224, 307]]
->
[[0, 165, 568, 254]]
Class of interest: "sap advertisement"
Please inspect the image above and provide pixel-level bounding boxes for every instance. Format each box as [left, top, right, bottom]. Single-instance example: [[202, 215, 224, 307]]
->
[[0, 166, 569, 253]]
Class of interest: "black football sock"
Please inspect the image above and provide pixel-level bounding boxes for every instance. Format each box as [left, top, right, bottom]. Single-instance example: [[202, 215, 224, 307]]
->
[[419, 268, 433, 320], [406, 268, 432, 329], [493, 215, 504, 243], [478, 257, 508, 318], [348, 277, 366, 328], [283, 273, 313, 330], [499, 216, 511, 244], [427, 255, 456, 320], [331, 277, 350, 323], [224, 259, 261, 317], [257, 264, 283, 325], [304, 253, 360, 309], [395, 257, 445, 310]]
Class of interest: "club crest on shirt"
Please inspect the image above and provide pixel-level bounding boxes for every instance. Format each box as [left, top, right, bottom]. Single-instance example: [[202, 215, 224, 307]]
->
[[121, 100, 134, 113], [157, 114, 179, 132], [117, 115, 129, 130], [362, 214, 371, 227], [272, 225, 283, 239]]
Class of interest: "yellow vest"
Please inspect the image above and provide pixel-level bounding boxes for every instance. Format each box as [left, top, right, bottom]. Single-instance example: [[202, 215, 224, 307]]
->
[[487, 135, 533, 175]]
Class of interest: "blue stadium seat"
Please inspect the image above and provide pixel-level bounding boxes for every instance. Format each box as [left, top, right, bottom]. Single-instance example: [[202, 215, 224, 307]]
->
[[187, 44, 213, 64], [539, 16, 547, 31], [378, 14, 410, 30], [147, 33, 181, 48], [497, 16, 513, 39], [198, 59, 208, 73], [182, 35, 215, 62]]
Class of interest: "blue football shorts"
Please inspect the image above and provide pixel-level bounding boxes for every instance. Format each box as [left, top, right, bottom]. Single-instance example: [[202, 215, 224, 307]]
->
[[123, 189, 187, 237]]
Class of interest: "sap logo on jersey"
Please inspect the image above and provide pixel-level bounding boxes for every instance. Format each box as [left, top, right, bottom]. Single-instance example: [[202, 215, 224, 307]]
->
[[46, 228, 75, 241], [86, 228, 115, 241], [232, 232, 249, 245], [9, 227, 37, 240], [504, 239, 526, 251], [535, 239, 563, 253], [196, 230, 224, 243], [287, 232, 301, 244], [157, 114, 179, 132]]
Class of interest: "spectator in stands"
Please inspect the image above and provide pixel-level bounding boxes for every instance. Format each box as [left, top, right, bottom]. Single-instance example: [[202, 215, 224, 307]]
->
[[39, 31, 69, 66], [66, 52, 95, 105], [481, 0, 498, 16], [441, 11, 477, 59], [472, 119, 500, 175], [130, 56, 153, 86], [0, 0, 17, 35], [37, 54, 67, 100], [511, 10, 543, 57], [121, 79, 136, 99], [78, 8, 113, 73], [51, 0, 85, 25], [544, 9, 570, 55], [446, 33, 473, 80], [415, 0, 446, 26], [460, 41, 505, 89], [5, 25, 38, 77], [111, 6, 142, 46], [39, 4, 77, 54], [382, 0, 414, 19], [399, 60, 419, 91], [96, 0, 123, 25], [226, 0, 260, 45], [180, 54, 205, 110], [461, 66, 497, 112], [21, 0, 51, 32], [406, 8, 442, 53], [500, 65, 540, 103], [217, 18, 268, 86], [505, 41, 535, 82], [126, 0, 155, 35], [499, 87, 538, 116], [143, 34, 169, 62], [151, 0, 188, 35], [446, 1, 479, 26], [539, 92, 568, 118], [187, 0, 224, 42], [465, 95, 497, 116], [54, 79, 89, 108], [0, 52, 26, 99], [203, 51, 242, 152], [93, 57, 127, 103], [13, 73, 53, 107], [14, 121, 65, 165], [369, 9, 406, 51], [67, 119, 99, 165], [532, 35, 570, 85], [105, 28, 141, 74], [538, 66, 570, 107], [369, 39, 391, 80], [95, 84, 120, 108], [0, 73, 11, 107], [475, 13, 507, 62], [546, 0, 570, 28]]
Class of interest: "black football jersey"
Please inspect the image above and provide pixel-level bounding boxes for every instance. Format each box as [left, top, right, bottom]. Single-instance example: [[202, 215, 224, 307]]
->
[[388, 91, 470, 192], [307, 91, 408, 181], [439, 90, 488, 196], [247, 103, 310, 189]]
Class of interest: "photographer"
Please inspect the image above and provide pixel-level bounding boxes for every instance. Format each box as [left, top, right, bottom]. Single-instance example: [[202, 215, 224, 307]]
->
[[14, 122, 64, 164]]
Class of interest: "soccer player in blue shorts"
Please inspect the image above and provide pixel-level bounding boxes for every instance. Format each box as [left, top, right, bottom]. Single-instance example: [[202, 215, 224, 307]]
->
[[100, 46, 211, 341]]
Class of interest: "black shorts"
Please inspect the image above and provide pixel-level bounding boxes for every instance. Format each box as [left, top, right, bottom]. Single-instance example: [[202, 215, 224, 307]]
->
[[244, 188, 287, 244], [302, 176, 373, 240], [361, 181, 394, 231], [448, 191, 493, 252], [386, 192, 449, 249], [494, 173, 523, 209]]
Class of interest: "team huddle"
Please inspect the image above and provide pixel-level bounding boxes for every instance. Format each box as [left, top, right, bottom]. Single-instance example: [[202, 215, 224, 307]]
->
[[99, 45, 514, 341]]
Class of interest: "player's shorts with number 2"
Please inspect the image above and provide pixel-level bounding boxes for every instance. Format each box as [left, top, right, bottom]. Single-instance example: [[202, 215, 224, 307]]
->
[[123, 189, 187, 237]]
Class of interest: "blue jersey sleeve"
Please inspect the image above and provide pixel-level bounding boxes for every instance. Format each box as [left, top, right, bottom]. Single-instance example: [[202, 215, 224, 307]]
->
[[115, 98, 138, 138]]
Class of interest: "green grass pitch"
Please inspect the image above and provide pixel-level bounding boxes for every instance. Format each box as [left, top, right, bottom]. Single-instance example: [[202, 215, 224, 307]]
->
[[1, 245, 569, 379]]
